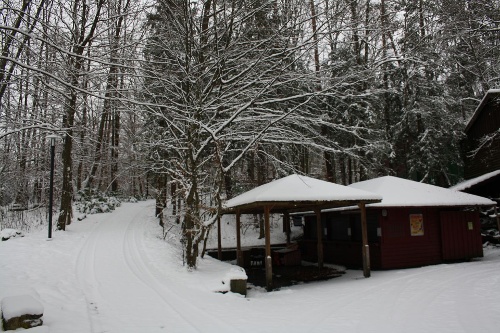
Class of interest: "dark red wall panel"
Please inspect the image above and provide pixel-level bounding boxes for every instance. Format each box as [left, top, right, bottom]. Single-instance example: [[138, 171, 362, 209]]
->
[[440, 211, 483, 261], [379, 208, 442, 269]]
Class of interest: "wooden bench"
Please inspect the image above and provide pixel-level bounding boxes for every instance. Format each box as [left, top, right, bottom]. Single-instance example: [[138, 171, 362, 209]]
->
[[273, 243, 301, 266]]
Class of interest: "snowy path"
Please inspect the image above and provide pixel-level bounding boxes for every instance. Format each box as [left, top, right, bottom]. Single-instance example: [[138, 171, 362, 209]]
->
[[75, 201, 235, 333]]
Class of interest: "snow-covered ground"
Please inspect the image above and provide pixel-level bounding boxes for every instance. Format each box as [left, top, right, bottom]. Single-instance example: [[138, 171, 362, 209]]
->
[[1, 200, 500, 332]]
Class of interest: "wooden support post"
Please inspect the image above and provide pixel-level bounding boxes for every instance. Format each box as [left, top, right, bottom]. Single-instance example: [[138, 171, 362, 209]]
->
[[264, 206, 273, 291], [359, 202, 371, 278], [315, 209, 323, 269], [236, 210, 242, 266], [217, 214, 222, 260], [284, 212, 291, 245], [496, 206, 500, 235]]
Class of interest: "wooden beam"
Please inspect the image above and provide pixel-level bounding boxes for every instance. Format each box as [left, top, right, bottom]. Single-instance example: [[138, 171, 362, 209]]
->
[[236, 210, 242, 266], [264, 205, 273, 291], [359, 202, 371, 278], [284, 212, 291, 245], [222, 199, 382, 215], [217, 214, 222, 260], [315, 208, 323, 269]]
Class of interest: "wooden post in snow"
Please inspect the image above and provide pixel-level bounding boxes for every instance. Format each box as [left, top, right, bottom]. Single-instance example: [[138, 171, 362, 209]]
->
[[359, 202, 371, 278], [264, 206, 273, 291], [217, 214, 222, 260], [496, 206, 500, 236], [236, 210, 242, 266], [315, 208, 323, 269]]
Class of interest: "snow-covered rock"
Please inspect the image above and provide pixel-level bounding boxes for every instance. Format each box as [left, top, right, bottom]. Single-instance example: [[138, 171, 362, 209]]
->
[[223, 266, 248, 282], [1, 294, 44, 330], [1, 228, 23, 241], [223, 267, 248, 296]]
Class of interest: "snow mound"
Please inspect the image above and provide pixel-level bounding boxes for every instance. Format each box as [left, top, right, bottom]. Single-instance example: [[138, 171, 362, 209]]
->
[[223, 266, 248, 282], [1, 228, 24, 241], [1, 294, 43, 320]]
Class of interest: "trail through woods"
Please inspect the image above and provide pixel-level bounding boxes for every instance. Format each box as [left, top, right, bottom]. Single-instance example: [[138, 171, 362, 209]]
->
[[74, 201, 236, 332]]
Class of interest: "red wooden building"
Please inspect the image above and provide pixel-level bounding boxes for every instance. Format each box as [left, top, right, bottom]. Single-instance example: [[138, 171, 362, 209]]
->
[[299, 176, 495, 270]]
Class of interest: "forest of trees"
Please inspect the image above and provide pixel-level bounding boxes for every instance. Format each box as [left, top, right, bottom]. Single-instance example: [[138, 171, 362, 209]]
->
[[1, 0, 499, 267]]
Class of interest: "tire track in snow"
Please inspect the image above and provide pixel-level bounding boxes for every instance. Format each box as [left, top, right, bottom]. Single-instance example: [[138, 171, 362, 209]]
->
[[75, 202, 200, 333], [75, 201, 240, 333], [122, 202, 242, 333], [75, 218, 106, 333]]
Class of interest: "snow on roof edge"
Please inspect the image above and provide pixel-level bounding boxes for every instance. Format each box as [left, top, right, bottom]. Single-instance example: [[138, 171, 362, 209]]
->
[[306, 200, 496, 215], [450, 169, 500, 191]]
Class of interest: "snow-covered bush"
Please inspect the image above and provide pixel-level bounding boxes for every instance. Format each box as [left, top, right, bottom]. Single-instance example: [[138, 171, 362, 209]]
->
[[75, 190, 121, 215], [1, 228, 24, 241], [0, 206, 46, 233]]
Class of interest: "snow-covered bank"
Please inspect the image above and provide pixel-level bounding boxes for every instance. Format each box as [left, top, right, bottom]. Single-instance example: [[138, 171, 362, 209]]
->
[[1, 200, 500, 332]]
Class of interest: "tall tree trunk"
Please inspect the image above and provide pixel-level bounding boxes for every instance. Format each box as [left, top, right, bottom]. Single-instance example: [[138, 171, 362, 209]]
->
[[184, 152, 199, 268], [57, 0, 105, 230], [156, 174, 167, 226], [58, 77, 79, 230], [350, 0, 362, 66], [110, 0, 130, 193]]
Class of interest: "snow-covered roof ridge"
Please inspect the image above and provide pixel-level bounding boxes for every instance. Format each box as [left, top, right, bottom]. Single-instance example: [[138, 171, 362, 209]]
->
[[349, 176, 495, 208], [224, 174, 382, 209], [450, 169, 500, 192]]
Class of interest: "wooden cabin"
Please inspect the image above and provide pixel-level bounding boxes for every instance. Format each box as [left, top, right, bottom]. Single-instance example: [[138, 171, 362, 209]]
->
[[455, 90, 500, 232], [299, 176, 495, 270], [462, 89, 500, 180]]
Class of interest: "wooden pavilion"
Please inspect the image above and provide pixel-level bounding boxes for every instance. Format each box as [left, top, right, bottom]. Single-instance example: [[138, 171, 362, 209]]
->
[[220, 174, 382, 290]]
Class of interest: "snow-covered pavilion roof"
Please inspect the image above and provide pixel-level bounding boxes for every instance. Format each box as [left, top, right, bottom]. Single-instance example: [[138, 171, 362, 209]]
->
[[223, 174, 382, 214], [349, 176, 495, 208], [449, 169, 500, 192]]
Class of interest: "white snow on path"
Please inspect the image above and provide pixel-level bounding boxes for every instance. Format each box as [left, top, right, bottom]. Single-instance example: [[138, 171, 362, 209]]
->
[[75, 201, 244, 333], [2, 200, 500, 333], [76, 201, 196, 332]]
